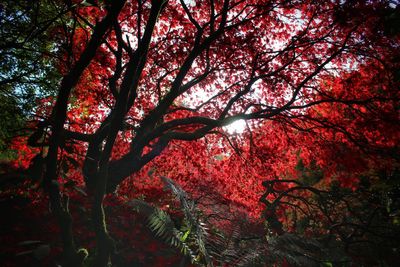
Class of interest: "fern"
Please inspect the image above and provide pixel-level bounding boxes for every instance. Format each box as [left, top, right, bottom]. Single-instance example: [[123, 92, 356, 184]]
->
[[207, 225, 243, 264], [235, 233, 349, 267], [128, 177, 213, 266], [161, 176, 213, 266], [128, 199, 195, 258], [148, 208, 195, 257]]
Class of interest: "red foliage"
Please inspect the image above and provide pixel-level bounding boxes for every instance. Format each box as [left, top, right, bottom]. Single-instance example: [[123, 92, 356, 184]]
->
[[4, 0, 400, 266]]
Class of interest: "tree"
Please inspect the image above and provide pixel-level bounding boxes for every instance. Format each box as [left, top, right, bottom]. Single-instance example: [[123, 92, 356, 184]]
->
[[0, 0, 74, 152], [7, 0, 399, 266]]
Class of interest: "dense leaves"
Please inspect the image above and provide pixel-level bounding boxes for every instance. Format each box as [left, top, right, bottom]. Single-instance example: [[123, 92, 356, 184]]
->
[[1, 0, 399, 266], [0, 0, 69, 151]]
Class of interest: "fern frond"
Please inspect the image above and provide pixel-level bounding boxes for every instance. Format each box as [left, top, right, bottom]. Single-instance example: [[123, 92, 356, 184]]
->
[[161, 176, 213, 266], [128, 177, 215, 266], [161, 176, 196, 224], [267, 233, 348, 267], [128, 199, 195, 258]]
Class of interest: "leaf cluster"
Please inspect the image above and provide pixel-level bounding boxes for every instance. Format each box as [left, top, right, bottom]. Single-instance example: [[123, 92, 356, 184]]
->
[[0, 0, 64, 149]]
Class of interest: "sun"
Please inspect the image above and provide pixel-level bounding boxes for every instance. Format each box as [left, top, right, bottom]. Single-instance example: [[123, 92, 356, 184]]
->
[[224, 119, 246, 134]]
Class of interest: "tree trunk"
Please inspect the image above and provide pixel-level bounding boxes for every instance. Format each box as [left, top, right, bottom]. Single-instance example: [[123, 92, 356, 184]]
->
[[92, 168, 115, 267]]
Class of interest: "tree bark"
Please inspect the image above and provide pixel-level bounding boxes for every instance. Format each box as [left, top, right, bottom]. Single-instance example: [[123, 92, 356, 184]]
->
[[40, 2, 126, 266]]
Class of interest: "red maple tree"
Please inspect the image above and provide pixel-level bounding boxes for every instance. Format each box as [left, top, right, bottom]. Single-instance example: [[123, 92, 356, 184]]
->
[[5, 0, 399, 266]]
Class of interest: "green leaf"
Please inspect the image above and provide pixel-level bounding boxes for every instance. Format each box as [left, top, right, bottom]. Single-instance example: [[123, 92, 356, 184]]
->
[[181, 229, 191, 242]]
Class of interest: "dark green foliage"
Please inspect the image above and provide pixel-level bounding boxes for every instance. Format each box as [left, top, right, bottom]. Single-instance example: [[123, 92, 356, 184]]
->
[[0, 0, 64, 149], [295, 158, 323, 186], [0, 94, 24, 150], [266, 234, 348, 267], [207, 228, 349, 267]]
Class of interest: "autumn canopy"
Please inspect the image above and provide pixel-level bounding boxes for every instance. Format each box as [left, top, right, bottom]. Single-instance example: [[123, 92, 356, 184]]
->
[[0, 0, 399, 266]]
